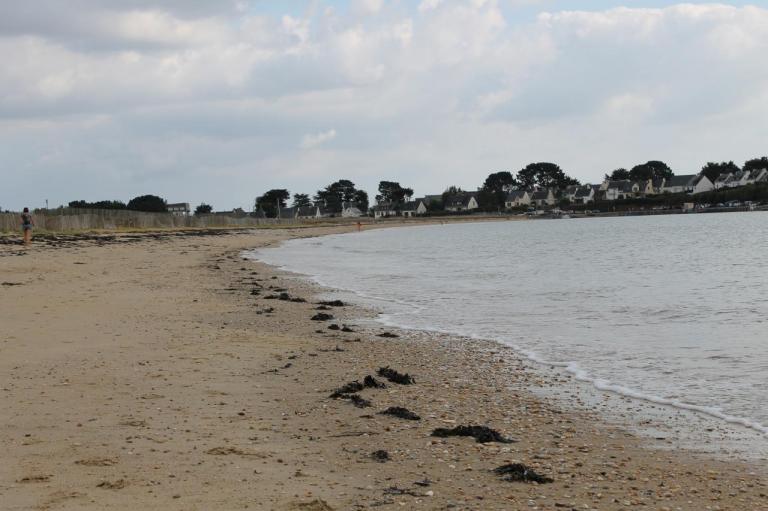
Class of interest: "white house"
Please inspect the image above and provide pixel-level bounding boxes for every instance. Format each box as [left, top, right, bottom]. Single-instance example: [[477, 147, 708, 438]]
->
[[748, 169, 768, 184], [445, 193, 479, 212], [505, 190, 531, 208], [603, 180, 637, 201], [341, 201, 363, 217], [714, 172, 732, 189], [373, 202, 398, 219], [562, 185, 580, 202], [167, 202, 190, 216], [401, 200, 427, 217], [530, 189, 555, 207], [572, 185, 595, 204], [296, 206, 317, 219], [661, 175, 714, 194]]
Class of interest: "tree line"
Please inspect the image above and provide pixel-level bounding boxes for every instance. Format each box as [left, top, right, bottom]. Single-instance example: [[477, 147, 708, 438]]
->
[[65, 156, 768, 217], [68, 195, 169, 213]]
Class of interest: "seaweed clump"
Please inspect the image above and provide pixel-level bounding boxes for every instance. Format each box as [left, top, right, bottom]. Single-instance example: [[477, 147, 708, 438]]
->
[[363, 375, 386, 388], [379, 407, 421, 421], [371, 450, 390, 462], [377, 367, 415, 385], [493, 464, 553, 484], [318, 300, 346, 307], [431, 425, 514, 444]]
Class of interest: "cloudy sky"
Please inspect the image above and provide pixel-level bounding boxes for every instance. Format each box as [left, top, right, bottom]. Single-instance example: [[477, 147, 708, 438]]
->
[[2, 1, 767, 211]]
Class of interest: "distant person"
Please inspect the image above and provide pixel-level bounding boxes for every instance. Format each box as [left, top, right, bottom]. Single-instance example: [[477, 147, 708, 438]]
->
[[21, 207, 34, 245]]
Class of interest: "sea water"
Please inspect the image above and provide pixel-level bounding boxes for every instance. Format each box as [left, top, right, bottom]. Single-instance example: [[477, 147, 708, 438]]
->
[[253, 213, 768, 448]]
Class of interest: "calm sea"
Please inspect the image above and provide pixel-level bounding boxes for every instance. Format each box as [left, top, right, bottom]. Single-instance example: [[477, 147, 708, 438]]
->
[[254, 214, 768, 438]]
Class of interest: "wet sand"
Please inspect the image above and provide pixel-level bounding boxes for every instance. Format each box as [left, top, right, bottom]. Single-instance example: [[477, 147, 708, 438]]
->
[[1, 226, 767, 510]]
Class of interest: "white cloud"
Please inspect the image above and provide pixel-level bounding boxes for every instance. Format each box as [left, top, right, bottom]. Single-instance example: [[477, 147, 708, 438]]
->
[[418, 0, 442, 12], [301, 129, 337, 149], [1, 2, 767, 210], [352, 0, 385, 15]]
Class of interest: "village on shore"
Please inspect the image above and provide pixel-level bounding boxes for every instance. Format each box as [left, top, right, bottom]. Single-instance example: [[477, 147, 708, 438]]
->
[[247, 158, 768, 221]]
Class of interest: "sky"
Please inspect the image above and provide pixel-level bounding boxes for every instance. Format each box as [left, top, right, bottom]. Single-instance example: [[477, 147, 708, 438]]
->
[[1, 1, 767, 211]]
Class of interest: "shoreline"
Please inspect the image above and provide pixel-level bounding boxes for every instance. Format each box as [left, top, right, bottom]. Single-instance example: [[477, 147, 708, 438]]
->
[[1, 226, 767, 510], [252, 223, 768, 463]]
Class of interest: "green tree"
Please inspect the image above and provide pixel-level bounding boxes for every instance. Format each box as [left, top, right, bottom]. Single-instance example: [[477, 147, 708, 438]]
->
[[127, 195, 167, 212], [516, 163, 579, 190], [700, 161, 740, 182], [194, 203, 213, 215], [743, 157, 768, 173], [315, 179, 360, 213], [605, 168, 630, 181], [255, 189, 290, 218], [68, 200, 126, 210], [481, 171, 518, 210], [441, 186, 463, 204], [629, 161, 673, 181], [353, 190, 369, 211], [426, 198, 443, 212], [376, 181, 413, 204], [292, 193, 312, 209]]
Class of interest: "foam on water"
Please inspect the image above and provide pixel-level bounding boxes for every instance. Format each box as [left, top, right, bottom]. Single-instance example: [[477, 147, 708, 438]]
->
[[250, 214, 768, 445]]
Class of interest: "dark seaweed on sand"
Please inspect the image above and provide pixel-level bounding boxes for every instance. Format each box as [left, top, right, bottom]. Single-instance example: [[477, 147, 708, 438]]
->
[[329, 381, 364, 398], [311, 313, 334, 321], [330, 376, 385, 398], [371, 450, 389, 462], [348, 394, 372, 408], [493, 463, 553, 484], [431, 425, 514, 444], [377, 367, 415, 385], [363, 375, 386, 388], [379, 407, 421, 421], [317, 300, 346, 307]]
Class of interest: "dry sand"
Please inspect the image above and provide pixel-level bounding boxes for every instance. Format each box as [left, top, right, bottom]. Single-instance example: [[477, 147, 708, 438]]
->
[[1, 225, 767, 510]]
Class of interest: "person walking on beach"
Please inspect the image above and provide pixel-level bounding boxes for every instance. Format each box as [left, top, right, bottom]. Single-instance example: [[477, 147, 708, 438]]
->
[[20, 207, 34, 246]]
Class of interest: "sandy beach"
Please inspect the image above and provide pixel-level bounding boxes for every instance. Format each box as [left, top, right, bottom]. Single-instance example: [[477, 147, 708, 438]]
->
[[1, 225, 767, 510]]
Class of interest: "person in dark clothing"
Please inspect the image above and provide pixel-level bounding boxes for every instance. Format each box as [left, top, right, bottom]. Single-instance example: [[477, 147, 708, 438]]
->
[[21, 207, 34, 245]]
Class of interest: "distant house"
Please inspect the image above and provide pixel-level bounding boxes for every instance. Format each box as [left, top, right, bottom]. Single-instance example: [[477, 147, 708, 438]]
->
[[714, 172, 732, 190], [562, 185, 580, 203], [602, 180, 638, 201], [316, 205, 333, 218], [637, 179, 654, 196], [728, 170, 752, 188], [167, 202, 190, 216], [505, 190, 531, 208], [572, 185, 595, 205], [341, 201, 363, 218], [531, 189, 555, 207], [279, 207, 297, 219], [401, 200, 427, 217], [749, 169, 768, 184], [445, 193, 479, 212], [715, 170, 751, 189], [296, 206, 317, 219], [662, 174, 714, 194], [651, 178, 666, 195], [373, 202, 398, 219]]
